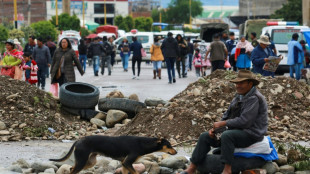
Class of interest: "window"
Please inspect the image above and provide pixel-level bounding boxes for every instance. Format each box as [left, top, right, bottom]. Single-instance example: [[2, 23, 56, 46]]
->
[[271, 29, 301, 44], [127, 36, 149, 43], [94, 3, 115, 14]]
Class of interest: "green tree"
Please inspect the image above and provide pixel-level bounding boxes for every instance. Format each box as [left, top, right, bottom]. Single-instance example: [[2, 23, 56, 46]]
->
[[50, 13, 81, 31], [134, 17, 145, 31], [270, 0, 302, 24], [31, 21, 57, 41], [123, 16, 135, 31], [151, 9, 168, 23], [144, 17, 153, 31], [80, 27, 90, 38], [20, 25, 35, 41], [114, 15, 124, 27], [9, 29, 25, 41], [164, 0, 203, 24], [118, 22, 129, 32], [0, 25, 9, 41]]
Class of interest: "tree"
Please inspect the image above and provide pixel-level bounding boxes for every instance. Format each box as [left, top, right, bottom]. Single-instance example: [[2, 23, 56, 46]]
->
[[156, 0, 203, 24], [31, 21, 57, 41], [50, 13, 81, 31], [9, 29, 25, 41], [134, 17, 153, 31], [123, 16, 135, 31], [80, 27, 90, 38], [114, 15, 123, 27], [0, 25, 9, 41], [270, 0, 302, 24], [20, 25, 35, 41]]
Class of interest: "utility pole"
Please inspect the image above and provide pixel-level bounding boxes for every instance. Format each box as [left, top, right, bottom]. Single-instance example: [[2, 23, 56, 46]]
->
[[14, 0, 18, 29], [104, 0, 107, 25], [159, 0, 162, 31], [27, 0, 31, 25], [82, 0, 85, 28], [56, 0, 58, 27]]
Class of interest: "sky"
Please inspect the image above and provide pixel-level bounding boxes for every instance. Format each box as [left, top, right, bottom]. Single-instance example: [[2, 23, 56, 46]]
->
[[161, 0, 239, 8]]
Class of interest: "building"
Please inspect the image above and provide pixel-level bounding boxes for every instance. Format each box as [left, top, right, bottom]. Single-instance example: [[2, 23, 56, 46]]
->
[[128, 0, 160, 18], [0, 0, 48, 25], [46, 0, 129, 25], [303, 0, 310, 26]]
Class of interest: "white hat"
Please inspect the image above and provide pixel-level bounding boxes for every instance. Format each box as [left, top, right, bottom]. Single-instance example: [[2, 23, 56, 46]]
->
[[13, 38, 21, 45], [257, 35, 271, 45]]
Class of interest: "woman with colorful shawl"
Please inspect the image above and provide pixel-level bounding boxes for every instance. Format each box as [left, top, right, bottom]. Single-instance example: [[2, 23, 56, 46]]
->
[[235, 36, 254, 70]]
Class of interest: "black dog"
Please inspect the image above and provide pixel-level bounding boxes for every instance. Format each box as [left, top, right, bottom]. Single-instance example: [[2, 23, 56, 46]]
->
[[50, 135, 177, 174]]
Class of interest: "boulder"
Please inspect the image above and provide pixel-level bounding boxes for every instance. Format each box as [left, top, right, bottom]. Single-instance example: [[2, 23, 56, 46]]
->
[[44, 168, 56, 173], [106, 90, 124, 98], [160, 167, 174, 174], [159, 156, 186, 169], [0, 121, 6, 130], [31, 162, 58, 173], [262, 162, 280, 174], [142, 161, 160, 174], [279, 165, 295, 174], [108, 160, 121, 171], [122, 119, 131, 125], [13, 159, 30, 168], [106, 110, 128, 128], [8, 165, 23, 173], [144, 97, 167, 107], [128, 94, 140, 102], [94, 112, 107, 121], [56, 164, 71, 174], [295, 171, 310, 174], [275, 154, 288, 166], [90, 118, 106, 127], [0, 130, 10, 135], [115, 163, 146, 174]]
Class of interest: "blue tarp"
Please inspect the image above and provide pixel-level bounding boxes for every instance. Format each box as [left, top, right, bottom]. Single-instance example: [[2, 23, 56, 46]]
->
[[152, 23, 169, 29], [302, 31, 310, 46]]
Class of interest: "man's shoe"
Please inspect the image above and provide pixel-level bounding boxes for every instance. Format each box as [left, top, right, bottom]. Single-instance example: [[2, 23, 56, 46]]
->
[[108, 72, 111, 76], [41, 87, 45, 90], [136, 76, 139, 80], [173, 78, 176, 83], [132, 76, 136, 79], [168, 82, 172, 84]]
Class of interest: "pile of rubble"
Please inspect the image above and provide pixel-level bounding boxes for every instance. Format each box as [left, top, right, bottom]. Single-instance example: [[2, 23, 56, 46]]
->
[[115, 70, 310, 143]]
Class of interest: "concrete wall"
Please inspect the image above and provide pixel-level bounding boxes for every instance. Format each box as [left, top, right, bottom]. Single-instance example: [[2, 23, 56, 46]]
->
[[238, 0, 287, 17]]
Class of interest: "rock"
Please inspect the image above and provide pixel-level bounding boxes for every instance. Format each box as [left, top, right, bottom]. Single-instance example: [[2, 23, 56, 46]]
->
[[262, 162, 280, 174], [23, 168, 34, 174], [108, 160, 121, 171], [279, 165, 294, 174], [8, 165, 23, 173], [94, 112, 106, 121], [0, 121, 6, 130], [44, 168, 56, 173], [293, 92, 303, 99], [13, 159, 30, 168], [90, 118, 106, 127], [0, 130, 10, 135], [19, 123, 27, 129], [122, 119, 131, 124], [160, 167, 174, 174], [295, 171, 310, 174], [115, 163, 145, 174], [275, 154, 287, 166], [95, 158, 110, 172], [106, 110, 128, 128], [142, 161, 160, 174], [159, 156, 186, 169], [193, 88, 201, 96], [128, 94, 140, 102], [106, 90, 124, 98], [144, 97, 167, 107], [31, 162, 58, 173], [56, 164, 71, 174], [270, 84, 284, 95], [175, 156, 188, 164]]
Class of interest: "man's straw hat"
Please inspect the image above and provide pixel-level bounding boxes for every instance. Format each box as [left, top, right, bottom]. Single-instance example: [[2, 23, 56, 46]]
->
[[230, 70, 260, 86]]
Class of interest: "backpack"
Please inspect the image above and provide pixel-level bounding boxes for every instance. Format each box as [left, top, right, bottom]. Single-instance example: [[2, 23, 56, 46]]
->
[[122, 43, 129, 52], [102, 42, 112, 56]]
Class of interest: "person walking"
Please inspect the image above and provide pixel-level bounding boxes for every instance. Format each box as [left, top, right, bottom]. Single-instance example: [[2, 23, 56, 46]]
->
[[130, 36, 143, 79], [110, 36, 117, 68], [32, 37, 51, 90], [24, 35, 36, 55], [50, 38, 84, 86], [187, 37, 194, 71], [205, 34, 228, 72], [119, 38, 130, 72], [250, 32, 259, 48], [88, 37, 104, 76], [45, 36, 57, 78], [235, 36, 254, 70], [161, 32, 179, 84], [150, 37, 164, 79], [78, 39, 88, 72], [192, 48, 203, 77], [176, 34, 188, 78], [226, 32, 237, 71], [287, 33, 304, 80], [250, 35, 276, 77], [101, 36, 113, 76]]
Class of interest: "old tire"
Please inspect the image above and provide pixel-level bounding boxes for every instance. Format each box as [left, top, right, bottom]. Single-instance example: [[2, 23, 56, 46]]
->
[[98, 98, 146, 118], [59, 82, 100, 109], [61, 105, 80, 116], [197, 154, 266, 174]]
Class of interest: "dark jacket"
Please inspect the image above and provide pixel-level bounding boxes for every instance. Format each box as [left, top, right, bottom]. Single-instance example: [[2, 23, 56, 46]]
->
[[78, 43, 87, 55], [161, 37, 179, 58], [222, 87, 268, 141], [102, 41, 113, 57], [50, 48, 84, 83], [23, 43, 36, 55], [88, 42, 104, 57], [176, 35, 188, 57], [130, 41, 143, 58], [250, 44, 275, 77], [32, 45, 52, 67], [45, 41, 57, 58]]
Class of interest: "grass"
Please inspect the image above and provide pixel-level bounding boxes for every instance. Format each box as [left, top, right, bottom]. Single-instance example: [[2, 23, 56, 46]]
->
[[22, 125, 48, 137]]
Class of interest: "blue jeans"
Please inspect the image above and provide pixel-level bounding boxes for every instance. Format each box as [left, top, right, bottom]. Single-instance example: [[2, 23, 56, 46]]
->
[[101, 56, 112, 75], [92, 56, 100, 75], [165, 57, 176, 83], [37, 65, 47, 88], [79, 54, 87, 72], [152, 61, 162, 70], [188, 54, 193, 70], [290, 63, 302, 80], [121, 54, 129, 70]]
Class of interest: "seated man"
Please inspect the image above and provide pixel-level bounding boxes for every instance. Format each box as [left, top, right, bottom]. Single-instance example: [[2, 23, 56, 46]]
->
[[181, 70, 268, 174]]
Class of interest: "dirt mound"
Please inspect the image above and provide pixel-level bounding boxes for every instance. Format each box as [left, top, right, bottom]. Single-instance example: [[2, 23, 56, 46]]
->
[[0, 75, 92, 141], [115, 70, 310, 143]]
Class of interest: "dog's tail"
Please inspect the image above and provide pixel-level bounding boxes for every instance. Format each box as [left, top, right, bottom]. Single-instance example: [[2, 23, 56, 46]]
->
[[49, 141, 77, 162]]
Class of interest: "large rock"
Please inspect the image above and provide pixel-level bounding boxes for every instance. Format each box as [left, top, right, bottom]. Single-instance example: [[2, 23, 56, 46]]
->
[[0, 130, 10, 135], [295, 171, 310, 174], [108, 160, 121, 171], [115, 163, 146, 174], [90, 118, 106, 127], [106, 90, 124, 98], [106, 110, 128, 128], [279, 165, 295, 174], [160, 167, 174, 174], [262, 162, 280, 174], [128, 94, 140, 102], [44, 168, 56, 173], [30, 162, 58, 173], [0, 121, 6, 130], [142, 161, 160, 174], [8, 165, 23, 173], [56, 164, 71, 174], [275, 154, 288, 166], [94, 112, 107, 120], [13, 159, 30, 168], [144, 97, 167, 107], [159, 156, 186, 169]]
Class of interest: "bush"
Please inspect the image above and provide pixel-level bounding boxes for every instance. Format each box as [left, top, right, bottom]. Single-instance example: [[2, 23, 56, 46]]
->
[[31, 21, 57, 41], [80, 27, 90, 38], [21, 25, 35, 41], [50, 13, 81, 31], [0, 24, 9, 42], [9, 29, 25, 41]]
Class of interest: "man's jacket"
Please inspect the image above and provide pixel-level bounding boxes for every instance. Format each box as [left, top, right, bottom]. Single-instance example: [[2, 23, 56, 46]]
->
[[287, 40, 304, 65]]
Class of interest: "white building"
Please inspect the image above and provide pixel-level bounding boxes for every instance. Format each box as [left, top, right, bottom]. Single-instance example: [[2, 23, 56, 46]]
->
[[46, 0, 129, 25]]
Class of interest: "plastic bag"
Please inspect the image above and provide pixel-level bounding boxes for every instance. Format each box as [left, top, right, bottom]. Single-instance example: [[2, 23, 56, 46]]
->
[[234, 136, 271, 154], [14, 66, 23, 80], [50, 83, 59, 97], [141, 48, 147, 57], [224, 60, 231, 68]]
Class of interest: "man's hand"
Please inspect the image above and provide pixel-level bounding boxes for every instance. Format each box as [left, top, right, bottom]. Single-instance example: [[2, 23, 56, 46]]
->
[[209, 128, 215, 138], [213, 121, 226, 129], [264, 58, 269, 62]]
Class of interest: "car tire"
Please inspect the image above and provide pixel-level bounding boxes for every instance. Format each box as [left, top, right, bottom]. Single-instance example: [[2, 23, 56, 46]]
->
[[98, 98, 146, 118], [59, 82, 100, 109], [61, 105, 81, 115], [197, 154, 266, 173]]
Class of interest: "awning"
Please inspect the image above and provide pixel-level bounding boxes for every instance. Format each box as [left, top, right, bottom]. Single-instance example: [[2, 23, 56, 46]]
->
[[152, 22, 169, 29], [81, 20, 100, 31]]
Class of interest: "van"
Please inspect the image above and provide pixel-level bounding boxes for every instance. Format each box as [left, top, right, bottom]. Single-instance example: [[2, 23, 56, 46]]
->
[[58, 30, 81, 57], [200, 23, 229, 43], [262, 23, 309, 74]]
